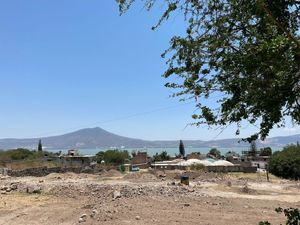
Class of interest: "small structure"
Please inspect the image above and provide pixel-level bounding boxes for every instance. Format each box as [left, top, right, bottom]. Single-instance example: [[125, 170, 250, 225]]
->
[[131, 151, 150, 169], [250, 161, 268, 170], [67, 149, 79, 156], [151, 158, 257, 173], [60, 149, 96, 168]]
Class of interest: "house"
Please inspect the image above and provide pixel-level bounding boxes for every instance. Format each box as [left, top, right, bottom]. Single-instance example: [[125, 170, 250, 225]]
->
[[59, 149, 96, 168], [131, 151, 150, 169], [186, 152, 205, 160]]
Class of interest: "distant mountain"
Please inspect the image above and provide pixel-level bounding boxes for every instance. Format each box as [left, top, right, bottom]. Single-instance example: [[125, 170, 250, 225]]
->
[[0, 127, 299, 149]]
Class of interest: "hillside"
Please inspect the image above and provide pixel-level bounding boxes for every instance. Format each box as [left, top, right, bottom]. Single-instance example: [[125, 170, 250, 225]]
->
[[0, 127, 299, 149]]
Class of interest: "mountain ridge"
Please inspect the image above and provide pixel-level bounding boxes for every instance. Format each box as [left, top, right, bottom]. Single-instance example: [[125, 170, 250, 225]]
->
[[0, 127, 299, 149]]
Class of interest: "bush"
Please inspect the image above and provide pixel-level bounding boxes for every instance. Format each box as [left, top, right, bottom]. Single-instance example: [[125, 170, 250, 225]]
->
[[259, 207, 300, 225], [268, 144, 300, 180]]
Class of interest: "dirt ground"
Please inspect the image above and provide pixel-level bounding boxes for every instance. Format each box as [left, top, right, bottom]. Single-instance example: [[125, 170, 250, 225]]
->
[[1, 170, 300, 225]]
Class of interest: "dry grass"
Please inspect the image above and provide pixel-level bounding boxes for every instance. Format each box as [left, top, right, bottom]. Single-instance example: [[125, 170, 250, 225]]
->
[[228, 172, 280, 182]]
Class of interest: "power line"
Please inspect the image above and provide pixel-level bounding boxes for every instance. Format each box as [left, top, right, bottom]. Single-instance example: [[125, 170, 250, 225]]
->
[[32, 100, 195, 138]]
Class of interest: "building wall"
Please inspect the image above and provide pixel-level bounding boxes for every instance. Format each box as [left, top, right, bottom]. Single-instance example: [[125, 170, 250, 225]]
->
[[132, 152, 147, 165], [60, 156, 95, 168]]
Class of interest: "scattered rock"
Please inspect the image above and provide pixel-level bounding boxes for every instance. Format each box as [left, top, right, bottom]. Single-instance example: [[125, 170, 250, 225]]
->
[[80, 213, 87, 218], [113, 190, 121, 199], [26, 185, 42, 194], [135, 216, 141, 220], [90, 209, 98, 218], [227, 181, 232, 187], [0, 186, 8, 191], [10, 183, 18, 190], [183, 203, 190, 207], [79, 213, 87, 222]]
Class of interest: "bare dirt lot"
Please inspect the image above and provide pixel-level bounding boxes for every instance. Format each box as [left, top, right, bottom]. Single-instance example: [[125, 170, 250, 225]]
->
[[1, 170, 300, 225]]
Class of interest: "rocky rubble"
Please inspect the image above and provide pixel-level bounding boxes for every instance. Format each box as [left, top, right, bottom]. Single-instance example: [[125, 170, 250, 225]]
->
[[0, 182, 18, 194]]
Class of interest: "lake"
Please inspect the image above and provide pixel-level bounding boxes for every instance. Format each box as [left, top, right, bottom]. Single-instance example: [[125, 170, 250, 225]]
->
[[46, 146, 282, 157]]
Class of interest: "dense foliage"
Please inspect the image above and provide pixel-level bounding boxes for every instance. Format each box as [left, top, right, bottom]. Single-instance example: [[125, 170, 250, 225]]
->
[[119, 0, 300, 140], [96, 149, 130, 164], [153, 150, 171, 161], [268, 144, 300, 180]]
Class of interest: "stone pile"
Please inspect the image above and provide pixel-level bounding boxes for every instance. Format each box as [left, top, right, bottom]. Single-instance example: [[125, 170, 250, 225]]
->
[[0, 182, 18, 194]]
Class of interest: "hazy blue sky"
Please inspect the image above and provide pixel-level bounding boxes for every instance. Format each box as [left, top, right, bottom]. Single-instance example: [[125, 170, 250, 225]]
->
[[0, 0, 299, 140]]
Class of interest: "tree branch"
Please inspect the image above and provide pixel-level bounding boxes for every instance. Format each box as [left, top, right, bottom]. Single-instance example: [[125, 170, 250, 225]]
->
[[257, 0, 300, 55]]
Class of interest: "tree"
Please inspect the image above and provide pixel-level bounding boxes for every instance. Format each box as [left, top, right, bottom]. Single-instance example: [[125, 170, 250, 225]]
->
[[268, 144, 300, 180], [259, 147, 272, 156], [179, 140, 185, 157], [96, 149, 129, 164], [119, 0, 300, 141], [208, 148, 221, 159], [38, 139, 43, 152], [153, 150, 171, 161]]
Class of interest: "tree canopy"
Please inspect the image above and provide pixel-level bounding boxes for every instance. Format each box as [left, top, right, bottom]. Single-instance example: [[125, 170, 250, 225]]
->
[[119, 0, 300, 140], [96, 149, 129, 164], [268, 144, 300, 180], [153, 150, 171, 161]]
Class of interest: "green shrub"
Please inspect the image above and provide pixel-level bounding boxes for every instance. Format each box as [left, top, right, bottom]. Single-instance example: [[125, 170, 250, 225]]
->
[[268, 144, 300, 180]]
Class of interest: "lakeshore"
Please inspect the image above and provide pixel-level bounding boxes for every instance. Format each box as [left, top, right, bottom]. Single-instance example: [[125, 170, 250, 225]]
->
[[45, 147, 282, 157]]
